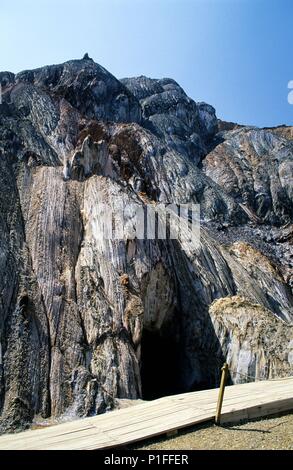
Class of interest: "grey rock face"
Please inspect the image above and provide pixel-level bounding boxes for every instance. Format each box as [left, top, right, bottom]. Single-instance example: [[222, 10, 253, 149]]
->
[[16, 58, 142, 124], [197, 102, 218, 140], [0, 72, 15, 87], [203, 127, 293, 225], [206, 296, 293, 382], [121, 76, 218, 164], [0, 58, 292, 433]]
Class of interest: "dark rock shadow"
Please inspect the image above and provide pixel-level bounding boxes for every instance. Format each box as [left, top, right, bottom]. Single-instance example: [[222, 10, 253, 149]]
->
[[140, 238, 233, 400]]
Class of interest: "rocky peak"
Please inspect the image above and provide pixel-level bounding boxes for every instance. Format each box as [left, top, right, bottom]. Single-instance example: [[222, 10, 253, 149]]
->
[[13, 58, 142, 124], [121, 75, 218, 164], [0, 72, 15, 88]]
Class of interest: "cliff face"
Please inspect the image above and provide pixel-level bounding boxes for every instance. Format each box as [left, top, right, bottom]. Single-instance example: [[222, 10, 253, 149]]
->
[[207, 296, 293, 382], [0, 57, 292, 432]]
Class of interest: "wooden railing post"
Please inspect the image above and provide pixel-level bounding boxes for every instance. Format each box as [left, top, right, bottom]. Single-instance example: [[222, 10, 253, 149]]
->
[[215, 362, 229, 425]]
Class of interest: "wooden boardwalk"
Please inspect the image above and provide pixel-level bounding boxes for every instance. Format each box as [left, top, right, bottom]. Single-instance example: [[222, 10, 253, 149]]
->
[[0, 377, 292, 450]]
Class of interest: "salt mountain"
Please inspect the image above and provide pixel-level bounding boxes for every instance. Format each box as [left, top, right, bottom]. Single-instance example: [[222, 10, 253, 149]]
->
[[0, 55, 292, 432]]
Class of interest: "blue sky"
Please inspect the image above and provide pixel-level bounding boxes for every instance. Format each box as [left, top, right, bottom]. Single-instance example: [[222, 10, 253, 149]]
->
[[1, 0, 292, 127]]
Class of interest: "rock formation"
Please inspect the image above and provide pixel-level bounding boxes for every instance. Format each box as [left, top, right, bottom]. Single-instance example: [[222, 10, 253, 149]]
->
[[207, 296, 293, 383], [0, 57, 292, 432]]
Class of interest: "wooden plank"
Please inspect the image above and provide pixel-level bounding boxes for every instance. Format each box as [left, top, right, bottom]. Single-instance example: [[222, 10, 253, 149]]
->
[[0, 376, 292, 450], [5, 404, 192, 448], [221, 397, 293, 424]]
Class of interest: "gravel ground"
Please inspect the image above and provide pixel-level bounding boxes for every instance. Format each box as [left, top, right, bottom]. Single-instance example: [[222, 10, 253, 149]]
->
[[132, 412, 293, 450]]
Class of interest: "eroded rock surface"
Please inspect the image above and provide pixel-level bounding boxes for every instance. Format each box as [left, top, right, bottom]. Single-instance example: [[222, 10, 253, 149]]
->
[[121, 76, 218, 164], [203, 127, 293, 225], [207, 296, 293, 382], [0, 57, 292, 432]]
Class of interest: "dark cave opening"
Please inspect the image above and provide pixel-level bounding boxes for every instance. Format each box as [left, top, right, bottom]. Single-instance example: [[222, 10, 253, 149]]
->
[[140, 325, 227, 400], [140, 329, 184, 400]]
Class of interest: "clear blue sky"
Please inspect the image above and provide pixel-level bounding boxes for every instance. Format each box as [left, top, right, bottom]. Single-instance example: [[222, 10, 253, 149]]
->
[[1, 0, 292, 127]]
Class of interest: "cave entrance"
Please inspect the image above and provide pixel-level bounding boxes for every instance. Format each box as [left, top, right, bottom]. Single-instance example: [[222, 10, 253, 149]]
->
[[140, 329, 183, 400]]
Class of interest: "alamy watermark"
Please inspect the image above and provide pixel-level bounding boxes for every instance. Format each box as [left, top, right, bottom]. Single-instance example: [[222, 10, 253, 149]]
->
[[88, 202, 201, 248], [288, 81, 293, 104]]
